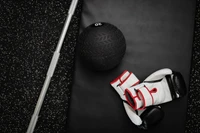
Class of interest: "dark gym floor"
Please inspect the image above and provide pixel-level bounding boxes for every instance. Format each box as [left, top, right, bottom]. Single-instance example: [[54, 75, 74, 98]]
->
[[0, 0, 83, 132]]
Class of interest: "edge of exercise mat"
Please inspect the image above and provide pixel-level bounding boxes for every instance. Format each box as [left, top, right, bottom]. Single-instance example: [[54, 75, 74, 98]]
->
[[185, 0, 200, 132]]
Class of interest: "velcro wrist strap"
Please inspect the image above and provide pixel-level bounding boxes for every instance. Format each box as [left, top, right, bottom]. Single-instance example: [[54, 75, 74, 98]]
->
[[110, 79, 120, 88], [110, 71, 130, 87], [134, 97, 143, 110], [120, 73, 139, 90], [125, 88, 143, 110], [138, 86, 154, 108]]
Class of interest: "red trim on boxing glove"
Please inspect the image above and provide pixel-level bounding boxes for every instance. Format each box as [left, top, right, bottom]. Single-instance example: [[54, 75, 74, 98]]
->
[[110, 70, 129, 84], [137, 86, 157, 108], [119, 72, 138, 87], [125, 89, 145, 110], [110, 71, 139, 87]]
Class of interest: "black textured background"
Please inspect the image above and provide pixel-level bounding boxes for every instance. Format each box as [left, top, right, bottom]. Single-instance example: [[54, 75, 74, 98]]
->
[[185, 0, 200, 132], [0, 0, 82, 133], [0, 0, 200, 133]]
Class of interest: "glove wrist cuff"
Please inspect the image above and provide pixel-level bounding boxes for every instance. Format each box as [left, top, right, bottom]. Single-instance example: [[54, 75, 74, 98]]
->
[[137, 86, 157, 108]]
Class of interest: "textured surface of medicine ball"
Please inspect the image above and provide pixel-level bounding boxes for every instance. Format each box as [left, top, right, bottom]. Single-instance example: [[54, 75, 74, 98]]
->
[[78, 22, 126, 71]]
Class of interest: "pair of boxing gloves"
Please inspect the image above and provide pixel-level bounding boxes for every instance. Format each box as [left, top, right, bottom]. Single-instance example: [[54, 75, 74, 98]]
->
[[110, 68, 187, 129]]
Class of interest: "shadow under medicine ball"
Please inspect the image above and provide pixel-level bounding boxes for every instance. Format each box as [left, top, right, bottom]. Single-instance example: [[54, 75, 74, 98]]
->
[[78, 22, 126, 71]]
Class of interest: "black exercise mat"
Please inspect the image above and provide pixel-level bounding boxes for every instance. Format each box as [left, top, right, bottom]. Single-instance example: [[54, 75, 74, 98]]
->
[[67, 0, 196, 133], [0, 0, 82, 132], [185, 0, 200, 132]]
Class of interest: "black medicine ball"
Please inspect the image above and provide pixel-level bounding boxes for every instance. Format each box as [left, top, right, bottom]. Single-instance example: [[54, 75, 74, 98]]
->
[[78, 22, 126, 71]]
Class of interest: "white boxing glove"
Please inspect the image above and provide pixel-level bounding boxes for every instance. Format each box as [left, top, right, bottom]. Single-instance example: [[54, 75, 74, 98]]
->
[[110, 70, 164, 129], [124, 68, 187, 110]]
